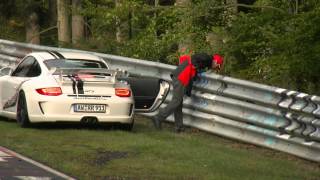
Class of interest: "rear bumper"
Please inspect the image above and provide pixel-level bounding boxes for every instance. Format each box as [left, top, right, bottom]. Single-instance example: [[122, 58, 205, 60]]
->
[[28, 114, 134, 124], [26, 93, 134, 124]]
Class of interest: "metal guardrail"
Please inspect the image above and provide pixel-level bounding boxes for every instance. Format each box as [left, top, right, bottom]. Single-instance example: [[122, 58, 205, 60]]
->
[[0, 39, 319, 162]]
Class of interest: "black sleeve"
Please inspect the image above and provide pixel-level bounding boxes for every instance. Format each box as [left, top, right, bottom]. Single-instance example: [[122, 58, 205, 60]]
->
[[185, 73, 199, 97], [185, 79, 193, 97]]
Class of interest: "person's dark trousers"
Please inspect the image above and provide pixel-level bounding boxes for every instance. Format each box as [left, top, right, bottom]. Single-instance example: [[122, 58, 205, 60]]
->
[[154, 76, 185, 129]]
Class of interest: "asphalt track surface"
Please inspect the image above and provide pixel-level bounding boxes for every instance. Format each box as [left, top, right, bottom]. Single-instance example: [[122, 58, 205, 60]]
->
[[0, 146, 74, 180]]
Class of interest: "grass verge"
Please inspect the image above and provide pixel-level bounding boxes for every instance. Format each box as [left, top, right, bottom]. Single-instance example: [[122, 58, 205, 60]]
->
[[0, 116, 319, 180]]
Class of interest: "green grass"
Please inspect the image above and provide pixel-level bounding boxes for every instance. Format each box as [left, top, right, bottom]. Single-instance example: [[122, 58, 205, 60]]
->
[[0, 116, 319, 180]]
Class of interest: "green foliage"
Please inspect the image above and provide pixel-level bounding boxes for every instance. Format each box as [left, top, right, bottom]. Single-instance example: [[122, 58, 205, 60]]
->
[[225, 1, 320, 94], [0, 17, 25, 42], [80, 0, 227, 64], [0, 0, 57, 45]]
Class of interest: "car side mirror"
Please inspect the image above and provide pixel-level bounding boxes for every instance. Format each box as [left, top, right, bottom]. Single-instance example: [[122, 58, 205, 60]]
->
[[0, 67, 13, 76]]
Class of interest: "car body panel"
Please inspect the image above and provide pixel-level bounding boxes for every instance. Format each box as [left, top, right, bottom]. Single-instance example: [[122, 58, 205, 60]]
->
[[0, 51, 169, 125]]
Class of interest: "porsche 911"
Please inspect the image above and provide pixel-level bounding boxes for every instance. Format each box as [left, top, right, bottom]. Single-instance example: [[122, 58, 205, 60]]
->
[[0, 51, 170, 130]]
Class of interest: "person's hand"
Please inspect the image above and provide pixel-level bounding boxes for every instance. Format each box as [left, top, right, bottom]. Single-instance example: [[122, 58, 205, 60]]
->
[[215, 65, 222, 73], [212, 54, 224, 72]]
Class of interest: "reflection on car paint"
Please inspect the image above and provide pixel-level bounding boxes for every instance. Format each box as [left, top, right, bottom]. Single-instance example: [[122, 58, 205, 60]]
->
[[3, 80, 29, 109]]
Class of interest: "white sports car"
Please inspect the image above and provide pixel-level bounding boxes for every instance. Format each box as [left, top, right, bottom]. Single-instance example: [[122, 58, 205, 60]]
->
[[0, 51, 170, 130]]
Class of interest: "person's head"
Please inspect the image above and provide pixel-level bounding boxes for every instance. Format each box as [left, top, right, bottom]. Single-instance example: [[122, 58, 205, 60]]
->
[[191, 53, 224, 72], [212, 54, 224, 71], [191, 53, 212, 70]]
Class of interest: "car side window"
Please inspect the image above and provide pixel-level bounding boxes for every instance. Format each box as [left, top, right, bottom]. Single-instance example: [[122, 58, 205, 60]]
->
[[11, 56, 41, 77], [27, 60, 41, 77]]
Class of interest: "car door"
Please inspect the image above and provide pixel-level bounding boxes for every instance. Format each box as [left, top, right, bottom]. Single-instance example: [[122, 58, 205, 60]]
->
[[1, 56, 41, 113], [120, 76, 170, 113]]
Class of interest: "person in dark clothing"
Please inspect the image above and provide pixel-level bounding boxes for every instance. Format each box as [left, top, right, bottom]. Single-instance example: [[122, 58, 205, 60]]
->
[[152, 52, 224, 132]]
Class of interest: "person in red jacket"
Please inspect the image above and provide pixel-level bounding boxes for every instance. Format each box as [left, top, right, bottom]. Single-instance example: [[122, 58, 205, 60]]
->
[[152, 52, 224, 132]]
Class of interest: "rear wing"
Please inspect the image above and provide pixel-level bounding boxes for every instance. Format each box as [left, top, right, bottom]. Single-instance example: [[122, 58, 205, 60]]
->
[[52, 68, 114, 76], [51, 68, 117, 83]]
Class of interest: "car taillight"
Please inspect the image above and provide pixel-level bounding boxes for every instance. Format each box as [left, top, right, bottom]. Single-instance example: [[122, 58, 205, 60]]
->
[[115, 88, 131, 97], [36, 87, 62, 96]]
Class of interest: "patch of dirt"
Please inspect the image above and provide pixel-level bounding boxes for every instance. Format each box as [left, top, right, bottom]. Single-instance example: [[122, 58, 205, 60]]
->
[[93, 150, 129, 166]]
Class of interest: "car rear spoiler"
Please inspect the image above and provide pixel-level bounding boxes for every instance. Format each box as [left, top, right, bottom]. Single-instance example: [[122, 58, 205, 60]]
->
[[50, 68, 118, 83], [51, 68, 115, 76]]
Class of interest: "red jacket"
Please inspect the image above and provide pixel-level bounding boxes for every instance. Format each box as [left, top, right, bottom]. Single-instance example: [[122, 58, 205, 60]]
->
[[170, 55, 196, 97], [171, 55, 196, 87], [171, 53, 213, 96], [178, 55, 197, 86]]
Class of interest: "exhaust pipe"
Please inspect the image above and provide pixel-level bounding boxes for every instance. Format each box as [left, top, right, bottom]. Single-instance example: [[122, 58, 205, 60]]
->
[[81, 116, 98, 124]]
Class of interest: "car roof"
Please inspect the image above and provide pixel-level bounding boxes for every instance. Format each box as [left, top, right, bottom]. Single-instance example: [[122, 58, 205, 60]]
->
[[30, 51, 102, 62]]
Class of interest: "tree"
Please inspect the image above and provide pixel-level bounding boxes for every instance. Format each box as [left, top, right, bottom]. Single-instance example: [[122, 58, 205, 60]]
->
[[175, 0, 190, 6], [49, 0, 57, 26], [57, 0, 71, 45], [224, 0, 320, 94], [24, 0, 43, 44], [226, 0, 238, 13], [26, 12, 40, 44], [115, 0, 134, 43], [72, 0, 84, 45], [175, 0, 192, 54], [115, 0, 126, 43]]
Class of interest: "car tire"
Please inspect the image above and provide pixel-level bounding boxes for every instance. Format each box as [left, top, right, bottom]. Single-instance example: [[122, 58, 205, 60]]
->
[[17, 92, 30, 128], [121, 119, 134, 131]]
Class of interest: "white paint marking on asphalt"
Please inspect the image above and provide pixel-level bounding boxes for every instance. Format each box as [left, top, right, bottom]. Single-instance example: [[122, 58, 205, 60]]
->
[[0, 157, 10, 162], [0, 150, 10, 156], [0, 150, 11, 162], [15, 177, 52, 180], [0, 146, 75, 180]]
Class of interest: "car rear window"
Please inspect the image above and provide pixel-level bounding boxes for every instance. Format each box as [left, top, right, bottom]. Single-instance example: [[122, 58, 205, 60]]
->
[[44, 59, 108, 69]]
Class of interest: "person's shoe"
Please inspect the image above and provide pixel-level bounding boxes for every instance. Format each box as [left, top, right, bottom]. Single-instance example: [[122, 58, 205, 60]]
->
[[152, 116, 162, 130], [174, 127, 185, 133]]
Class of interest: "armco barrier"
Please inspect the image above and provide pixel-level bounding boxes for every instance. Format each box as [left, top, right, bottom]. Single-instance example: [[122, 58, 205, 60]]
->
[[0, 39, 319, 162]]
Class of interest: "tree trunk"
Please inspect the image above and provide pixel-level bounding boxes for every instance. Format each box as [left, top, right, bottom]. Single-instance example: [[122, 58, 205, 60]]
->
[[206, 32, 223, 52], [72, 0, 84, 45], [128, 10, 132, 39], [114, 1, 139, 42], [115, 0, 127, 43], [175, 0, 192, 54], [49, 0, 57, 26], [57, 0, 71, 45], [224, 0, 237, 35], [26, 12, 40, 44], [154, 0, 159, 37], [175, 0, 191, 6], [226, 0, 238, 13]]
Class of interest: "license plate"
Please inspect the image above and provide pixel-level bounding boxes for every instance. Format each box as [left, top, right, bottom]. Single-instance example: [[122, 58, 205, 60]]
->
[[74, 104, 106, 113]]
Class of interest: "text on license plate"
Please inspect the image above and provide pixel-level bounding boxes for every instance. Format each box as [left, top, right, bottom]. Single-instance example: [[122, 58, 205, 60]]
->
[[74, 104, 106, 113]]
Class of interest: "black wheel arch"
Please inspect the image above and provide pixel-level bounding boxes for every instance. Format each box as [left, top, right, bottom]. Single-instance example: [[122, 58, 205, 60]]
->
[[16, 90, 30, 127]]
